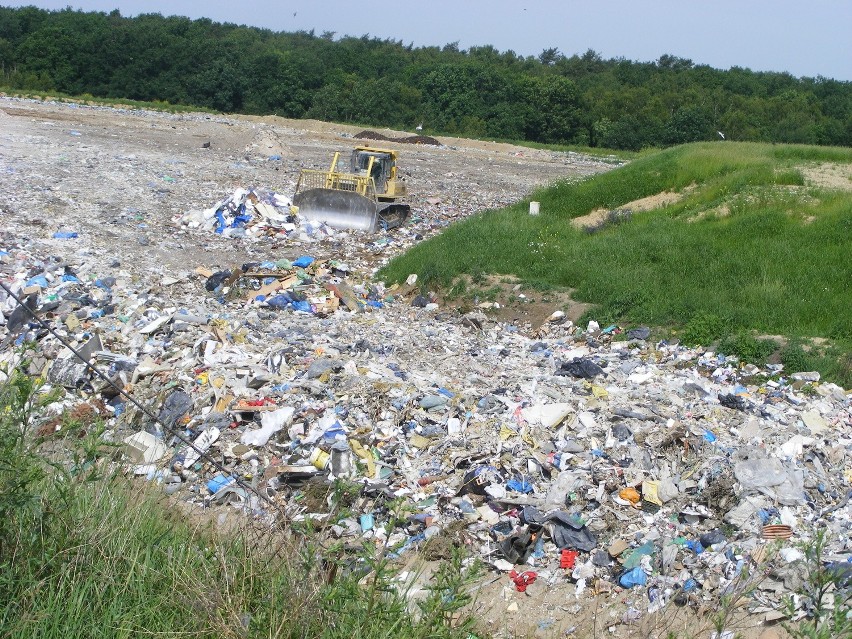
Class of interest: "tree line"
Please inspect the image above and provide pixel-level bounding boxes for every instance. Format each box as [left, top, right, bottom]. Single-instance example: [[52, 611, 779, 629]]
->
[[1, 6, 850, 150]]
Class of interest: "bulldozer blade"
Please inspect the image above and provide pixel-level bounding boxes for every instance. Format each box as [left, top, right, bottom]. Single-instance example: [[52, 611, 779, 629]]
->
[[293, 189, 379, 232]]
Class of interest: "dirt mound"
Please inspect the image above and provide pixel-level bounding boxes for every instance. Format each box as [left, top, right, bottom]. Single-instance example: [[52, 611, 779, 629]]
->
[[353, 130, 442, 146], [800, 162, 852, 191], [572, 188, 692, 229]]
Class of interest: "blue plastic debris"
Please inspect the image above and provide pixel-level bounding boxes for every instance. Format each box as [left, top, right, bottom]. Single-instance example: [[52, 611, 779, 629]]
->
[[266, 294, 292, 309], [214, 209, 227, 233], [507, 475, 534, 493], [619, 566, 647, 588], [94, 278, 115, 290], [25, 275, 49, 288], [685, 540, 705, 554], [531, 533, 546, 559], [207, 474, 234, 494], [321, 421, 347, 443], [757, 508, 779, 524]]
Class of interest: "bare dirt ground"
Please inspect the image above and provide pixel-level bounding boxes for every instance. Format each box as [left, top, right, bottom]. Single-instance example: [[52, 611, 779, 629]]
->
[[800, 162, 852, 191], [572, 188, 693, 230]]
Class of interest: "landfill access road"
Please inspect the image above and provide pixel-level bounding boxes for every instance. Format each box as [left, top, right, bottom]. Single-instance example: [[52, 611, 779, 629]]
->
[[1, 98, 850, 639]]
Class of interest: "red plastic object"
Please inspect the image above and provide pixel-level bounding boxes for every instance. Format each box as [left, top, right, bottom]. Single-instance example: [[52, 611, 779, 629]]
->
[[244, 398, 276, 407], [560, 549, 579, 569], [509, 569, 537, 592]]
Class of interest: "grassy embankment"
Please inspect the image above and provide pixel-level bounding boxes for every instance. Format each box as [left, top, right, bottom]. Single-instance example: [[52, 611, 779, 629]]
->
[[380, 142, 852, 386]]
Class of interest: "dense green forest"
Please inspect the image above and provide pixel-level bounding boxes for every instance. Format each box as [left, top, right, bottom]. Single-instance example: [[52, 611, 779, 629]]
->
[[1, 6, 850, 150]]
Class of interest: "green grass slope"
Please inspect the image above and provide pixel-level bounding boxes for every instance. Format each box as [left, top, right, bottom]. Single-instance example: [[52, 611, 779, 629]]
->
[[380, 142, 852, 385]]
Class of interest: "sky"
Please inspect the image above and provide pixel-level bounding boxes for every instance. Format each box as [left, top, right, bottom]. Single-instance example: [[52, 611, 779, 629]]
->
[[4, 0, 851, 81]]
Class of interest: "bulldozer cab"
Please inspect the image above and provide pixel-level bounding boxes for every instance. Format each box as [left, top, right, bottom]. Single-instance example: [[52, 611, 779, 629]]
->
[[350, 147, 396, 194], [293, 145, 410, 233]]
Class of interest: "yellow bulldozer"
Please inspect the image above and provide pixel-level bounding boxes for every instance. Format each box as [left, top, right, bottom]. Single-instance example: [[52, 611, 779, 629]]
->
[[293, 146, 411, 232]]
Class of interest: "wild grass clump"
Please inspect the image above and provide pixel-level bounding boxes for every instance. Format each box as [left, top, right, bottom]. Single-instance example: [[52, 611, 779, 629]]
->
[[0, 366, 480, 639], [682, 313, 730, 347], [717, 333, 778, 364], [381, 141, 852, 385]]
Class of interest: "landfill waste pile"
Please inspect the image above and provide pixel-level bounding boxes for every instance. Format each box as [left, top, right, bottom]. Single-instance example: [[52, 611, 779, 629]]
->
[[1, 97, 850, 638], [0, 96, 611, 279], [178, 187, 297, 239], [2, 237, 850, 637], [353, 129, 443, 146]]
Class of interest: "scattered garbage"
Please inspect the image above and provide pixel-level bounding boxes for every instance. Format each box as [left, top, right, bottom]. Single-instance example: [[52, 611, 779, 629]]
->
[[178, 188, 296, 239], [1, 97, 850, 637], [5, 232, 849, 632], [509, 569, 538, 592]]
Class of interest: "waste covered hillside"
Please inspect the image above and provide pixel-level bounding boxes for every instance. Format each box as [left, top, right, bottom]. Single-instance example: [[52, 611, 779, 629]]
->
[[0, 98, 850, 639]]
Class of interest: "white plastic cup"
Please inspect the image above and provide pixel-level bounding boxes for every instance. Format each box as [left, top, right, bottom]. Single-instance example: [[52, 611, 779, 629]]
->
[[529, 201, 540, 215]]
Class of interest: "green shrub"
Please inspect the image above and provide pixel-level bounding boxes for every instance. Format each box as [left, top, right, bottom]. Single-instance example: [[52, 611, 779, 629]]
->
[[781, 342, 810, 372], [682, 313, 727, 346], [780, 340, 852, 388], [717, 333, 777, 364], [0, 369, 65, 564]]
